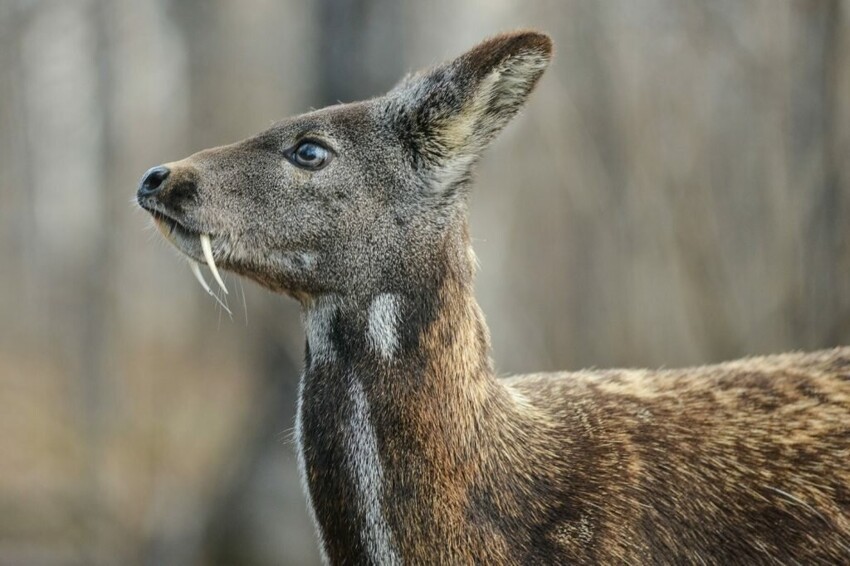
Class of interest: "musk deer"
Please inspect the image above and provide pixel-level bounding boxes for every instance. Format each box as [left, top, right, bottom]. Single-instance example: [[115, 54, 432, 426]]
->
[[137, 31, 850, 564]]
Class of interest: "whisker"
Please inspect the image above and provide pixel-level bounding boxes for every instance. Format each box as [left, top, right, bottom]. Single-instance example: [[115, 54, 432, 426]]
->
[[220, 279, 234, 321], [239, 279, 248, 326], [189, 260, 233, 316]]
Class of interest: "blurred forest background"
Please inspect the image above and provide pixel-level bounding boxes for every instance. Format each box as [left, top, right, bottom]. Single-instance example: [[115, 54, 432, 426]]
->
[[0, 0, 848, 564]]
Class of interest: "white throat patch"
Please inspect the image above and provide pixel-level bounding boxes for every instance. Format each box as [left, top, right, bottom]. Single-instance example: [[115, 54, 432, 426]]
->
[[347, 378, 400, 564], [367, 293, 401, 359]]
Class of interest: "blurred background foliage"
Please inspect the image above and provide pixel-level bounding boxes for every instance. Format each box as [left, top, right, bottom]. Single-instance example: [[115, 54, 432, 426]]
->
[[0, 0, 848, 564]]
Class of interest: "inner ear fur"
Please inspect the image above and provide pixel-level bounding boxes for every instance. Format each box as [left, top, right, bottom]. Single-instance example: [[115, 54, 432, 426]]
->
[[388, 30, 553, 167]]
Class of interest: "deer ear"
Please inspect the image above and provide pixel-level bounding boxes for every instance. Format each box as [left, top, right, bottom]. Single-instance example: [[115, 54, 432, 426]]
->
[[387, 31, 553, 172]]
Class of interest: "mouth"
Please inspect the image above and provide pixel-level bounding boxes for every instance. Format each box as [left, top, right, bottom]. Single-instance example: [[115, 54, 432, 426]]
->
[[150, 209, 198, 244], [142, 204, 233, 313]]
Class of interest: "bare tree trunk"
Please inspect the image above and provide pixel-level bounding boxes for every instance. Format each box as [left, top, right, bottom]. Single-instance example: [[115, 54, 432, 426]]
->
[[792, 0, 846, 348], [316, 0, 406, 105], [196, 328, 302, 565], [79, 1, 117, 562]]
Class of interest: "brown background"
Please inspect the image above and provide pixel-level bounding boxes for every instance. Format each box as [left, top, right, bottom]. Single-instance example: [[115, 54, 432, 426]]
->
[[0, 1, 848, 564]]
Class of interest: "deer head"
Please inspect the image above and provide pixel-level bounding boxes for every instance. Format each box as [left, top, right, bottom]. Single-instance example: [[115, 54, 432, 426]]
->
[[137, 31, 552, 305]]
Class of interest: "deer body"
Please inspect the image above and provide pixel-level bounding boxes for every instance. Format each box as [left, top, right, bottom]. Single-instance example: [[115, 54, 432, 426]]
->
[[138, 31, 850, 564], [295, 241, 850, 564]]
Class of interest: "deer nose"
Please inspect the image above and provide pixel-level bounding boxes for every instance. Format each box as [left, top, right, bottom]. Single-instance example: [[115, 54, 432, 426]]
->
[[137, 165, 171, 198]]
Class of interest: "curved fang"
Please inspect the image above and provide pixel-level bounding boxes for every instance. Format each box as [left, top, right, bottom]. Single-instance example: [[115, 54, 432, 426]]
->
[[189, 259, 233, 316], [200, 233, 228, 294]]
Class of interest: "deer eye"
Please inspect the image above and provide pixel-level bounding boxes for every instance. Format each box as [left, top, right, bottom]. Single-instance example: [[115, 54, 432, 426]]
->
[[288, 140, 332, 170]]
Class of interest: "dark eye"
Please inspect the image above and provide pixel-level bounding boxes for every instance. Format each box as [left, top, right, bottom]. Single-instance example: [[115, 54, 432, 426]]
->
[[288, 140, 332, 170]]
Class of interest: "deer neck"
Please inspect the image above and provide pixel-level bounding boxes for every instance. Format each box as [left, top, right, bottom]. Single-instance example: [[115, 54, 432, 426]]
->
[[301, 222, 493, 393], [295, 229, 517, 561]]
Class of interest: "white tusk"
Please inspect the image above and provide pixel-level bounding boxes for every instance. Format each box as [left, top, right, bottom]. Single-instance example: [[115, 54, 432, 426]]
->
[[189, 259, 213, 294], [200, 233, 228, 294], [189, 259, 233, 316]]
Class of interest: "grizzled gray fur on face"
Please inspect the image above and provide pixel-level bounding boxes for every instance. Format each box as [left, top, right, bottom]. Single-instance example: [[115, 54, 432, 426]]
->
[[137, 31, 552, 305], [138, 30, 850, 564]]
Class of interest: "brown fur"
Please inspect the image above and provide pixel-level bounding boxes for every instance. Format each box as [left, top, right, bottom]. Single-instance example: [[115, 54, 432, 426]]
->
[[137, 30, 850, 563]]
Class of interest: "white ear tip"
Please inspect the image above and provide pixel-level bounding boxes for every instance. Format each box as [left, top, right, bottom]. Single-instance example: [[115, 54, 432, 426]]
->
[[200, 234, 229, 294]]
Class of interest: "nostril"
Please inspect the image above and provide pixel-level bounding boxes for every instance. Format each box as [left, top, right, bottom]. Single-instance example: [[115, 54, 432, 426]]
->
[[138, 165, 170, 198]]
